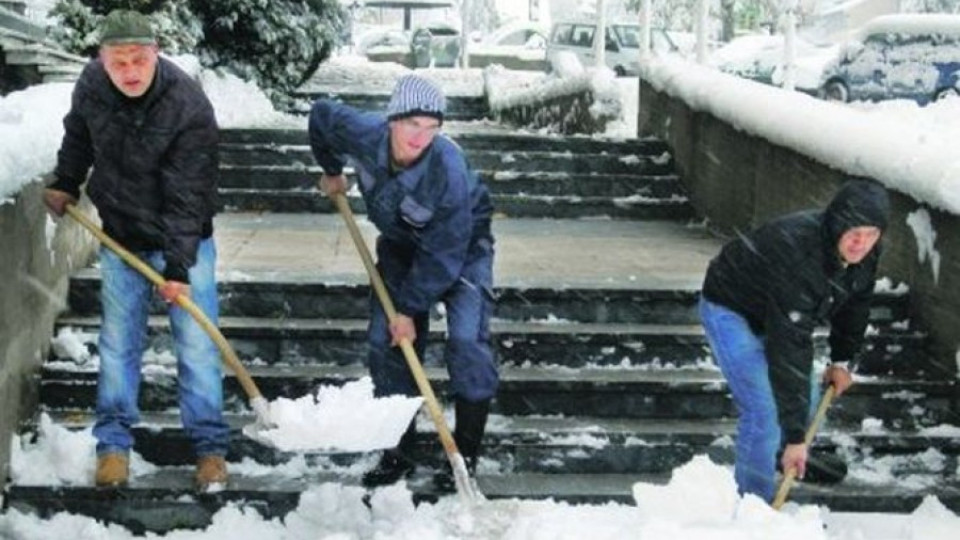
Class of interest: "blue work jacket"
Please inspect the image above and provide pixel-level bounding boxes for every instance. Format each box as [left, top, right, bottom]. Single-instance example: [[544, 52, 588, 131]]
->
[[308, 99, 494, 316]]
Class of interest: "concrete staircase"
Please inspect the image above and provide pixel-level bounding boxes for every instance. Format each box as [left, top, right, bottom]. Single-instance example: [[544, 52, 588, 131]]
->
[[0, 2, 86, 94], [5, 122, 959, 533]]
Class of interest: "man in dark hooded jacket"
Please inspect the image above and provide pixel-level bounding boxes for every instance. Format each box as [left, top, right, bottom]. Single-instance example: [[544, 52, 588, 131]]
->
[[699, 179, 890, 503], [42, 10, 228, 490]]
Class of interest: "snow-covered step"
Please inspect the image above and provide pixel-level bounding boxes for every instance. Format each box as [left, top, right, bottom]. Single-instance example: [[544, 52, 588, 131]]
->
[[33, 410, 960, 476], [64, 267, 913, 326], [51, 314, 932, 377], [219, 166, 684, 199], [38, 364, 957, 427], [0, 3, 44, 38], [219, 127, 662, 155], [7, 469, 960, 534], [217, 145, 674, 176], [216, 188, 695, 219]]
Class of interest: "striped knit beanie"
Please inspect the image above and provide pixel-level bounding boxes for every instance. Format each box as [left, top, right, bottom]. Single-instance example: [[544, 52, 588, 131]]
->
[[386, 74, 446, 124]]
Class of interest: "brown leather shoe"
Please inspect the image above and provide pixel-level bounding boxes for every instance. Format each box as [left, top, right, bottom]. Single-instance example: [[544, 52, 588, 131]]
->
[[195, 455, 228, 490], [95, 453, 129, 487]]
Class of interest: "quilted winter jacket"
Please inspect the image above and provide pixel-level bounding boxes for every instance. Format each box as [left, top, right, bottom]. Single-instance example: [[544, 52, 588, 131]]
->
[[50, 57, 219, 283]]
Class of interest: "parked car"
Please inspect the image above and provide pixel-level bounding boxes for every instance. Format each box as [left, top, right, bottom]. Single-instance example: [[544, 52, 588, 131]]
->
[[711, 33, 836, 91], [356, 27, 410, 57], [546, 18, 681, 76], [818, 14, 960, 104], [411, 23, 461, 68], [468, 21, 549, 70]]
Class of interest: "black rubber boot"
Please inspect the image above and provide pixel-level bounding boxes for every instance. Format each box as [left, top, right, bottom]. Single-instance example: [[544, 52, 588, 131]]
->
[[777, 450, 848, 485], [803, 452, 848, 484], [434, 399, 490, 493], [362, 421, 417, 488]]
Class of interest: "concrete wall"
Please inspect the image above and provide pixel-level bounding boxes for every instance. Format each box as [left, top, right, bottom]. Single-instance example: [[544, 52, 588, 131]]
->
[[639, 79, 960, 378], [0, 182, 96, 484]]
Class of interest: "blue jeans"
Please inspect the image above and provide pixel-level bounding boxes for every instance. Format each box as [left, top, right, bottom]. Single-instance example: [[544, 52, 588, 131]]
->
[[368, 238, 499, 403], [698, 296, 820, 502], [94, 238, 229, 458]]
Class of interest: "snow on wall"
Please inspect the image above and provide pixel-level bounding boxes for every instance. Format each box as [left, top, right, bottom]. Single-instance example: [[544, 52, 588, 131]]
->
[[641, 56, 960, 216]]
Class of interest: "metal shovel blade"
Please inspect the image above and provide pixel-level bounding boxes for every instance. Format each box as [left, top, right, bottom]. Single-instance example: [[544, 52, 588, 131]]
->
[[450, 452, 482, 504]]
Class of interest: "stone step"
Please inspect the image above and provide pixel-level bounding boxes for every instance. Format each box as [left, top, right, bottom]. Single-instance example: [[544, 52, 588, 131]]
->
[[218, 144, 673, 175], [219, 165, 683, 199], [6, 469, 959, 534], [217, 188, 694, 219], [0, 1, 26, 16], [35, 410, 960, 473], [0, 4, 44, 39], [219, 128, 665, 155], [38, 364, 956, 426], [1, 39, 86, 67], [64, 269, 912, 326], [52, 315, 933, 377]]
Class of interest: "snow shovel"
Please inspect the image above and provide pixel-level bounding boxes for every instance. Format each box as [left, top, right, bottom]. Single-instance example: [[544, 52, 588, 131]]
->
[[330, 192, 481, 504], [772, 384, 837, 509], [63, 204, 276, 436]]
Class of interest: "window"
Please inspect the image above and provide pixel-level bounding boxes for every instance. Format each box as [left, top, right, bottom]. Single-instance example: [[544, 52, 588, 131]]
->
[[572, 25, 595, 47], [552, 24, 574, 45]]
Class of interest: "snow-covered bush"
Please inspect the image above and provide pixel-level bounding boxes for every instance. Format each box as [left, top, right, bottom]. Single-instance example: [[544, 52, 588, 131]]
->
[[484, 64, 622, 134], [48, 0, 347, 107]]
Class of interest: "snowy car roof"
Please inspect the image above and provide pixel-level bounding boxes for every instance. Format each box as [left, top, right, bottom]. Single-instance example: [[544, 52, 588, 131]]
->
[[859, 14, 960, 39]]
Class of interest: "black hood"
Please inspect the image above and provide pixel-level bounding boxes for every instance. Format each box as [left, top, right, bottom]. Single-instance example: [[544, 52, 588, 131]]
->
[[823, 179, 890, 243]]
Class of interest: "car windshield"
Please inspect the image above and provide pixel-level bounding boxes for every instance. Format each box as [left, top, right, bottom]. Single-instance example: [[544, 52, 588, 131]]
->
[[613, 25, 641, 48]]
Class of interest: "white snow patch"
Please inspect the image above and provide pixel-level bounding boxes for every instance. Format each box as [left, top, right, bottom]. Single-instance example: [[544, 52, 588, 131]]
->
[[250, 377, 423, 452], [905, 208, 941, 285]]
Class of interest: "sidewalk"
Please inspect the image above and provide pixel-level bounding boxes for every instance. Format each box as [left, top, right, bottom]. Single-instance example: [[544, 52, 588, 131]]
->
[[214, 212, 723, 290]]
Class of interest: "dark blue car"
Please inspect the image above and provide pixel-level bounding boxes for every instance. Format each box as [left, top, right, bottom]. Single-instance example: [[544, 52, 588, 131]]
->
[[819, 14, 960, 105]]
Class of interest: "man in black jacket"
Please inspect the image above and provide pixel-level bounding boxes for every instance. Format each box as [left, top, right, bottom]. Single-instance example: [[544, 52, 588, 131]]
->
[[43, 10, 228, 490], [699, 179, 890, 503]]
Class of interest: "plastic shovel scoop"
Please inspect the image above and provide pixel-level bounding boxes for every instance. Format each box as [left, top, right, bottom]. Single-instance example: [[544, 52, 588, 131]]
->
[[242, 377, 423, 452]]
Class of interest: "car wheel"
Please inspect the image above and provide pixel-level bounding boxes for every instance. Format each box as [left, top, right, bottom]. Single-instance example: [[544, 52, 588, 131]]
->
[[614, 65, 627, 77], [934, 86, 960, 101], [820, 80, 849, 102]]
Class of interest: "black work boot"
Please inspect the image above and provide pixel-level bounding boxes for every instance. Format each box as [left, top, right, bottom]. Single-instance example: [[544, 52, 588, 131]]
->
[[362, 421, 417, 488], [777, 449, 848, 485], [434, 398, 490, 493], [803, 452, 848, 484]]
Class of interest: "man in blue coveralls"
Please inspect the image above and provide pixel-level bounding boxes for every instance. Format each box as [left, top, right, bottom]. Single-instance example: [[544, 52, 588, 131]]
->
[[309, 74, 498, 490]]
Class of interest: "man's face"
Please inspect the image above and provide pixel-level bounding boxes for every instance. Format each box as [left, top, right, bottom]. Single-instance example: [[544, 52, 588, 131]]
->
[[100, 43, 159, 98], [837, 226, 882, 264], [389, 116, 441, 165]]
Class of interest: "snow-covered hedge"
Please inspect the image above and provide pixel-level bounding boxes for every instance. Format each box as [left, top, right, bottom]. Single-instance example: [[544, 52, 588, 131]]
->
[[483, 61, 622, 135]]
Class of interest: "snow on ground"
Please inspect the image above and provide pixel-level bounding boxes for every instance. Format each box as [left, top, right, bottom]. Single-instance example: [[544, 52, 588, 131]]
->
[[3, 448, 959, 539]]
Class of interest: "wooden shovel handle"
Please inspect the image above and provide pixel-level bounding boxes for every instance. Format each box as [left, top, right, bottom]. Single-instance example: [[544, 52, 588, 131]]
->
[[772, 384, 837, 509], [64, 204, 264, 402], [330, 193, 461, 458]]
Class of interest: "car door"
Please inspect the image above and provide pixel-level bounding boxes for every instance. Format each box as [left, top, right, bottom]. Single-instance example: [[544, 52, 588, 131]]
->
[[881, 34, 940, 101], [841, 36, 887, 101]]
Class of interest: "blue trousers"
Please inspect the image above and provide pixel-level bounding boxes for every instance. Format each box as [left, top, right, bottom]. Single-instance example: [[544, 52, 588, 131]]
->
[[368, 238, 498, 403], [94, 238, 229, 458], [699, 296, 820, 502]]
